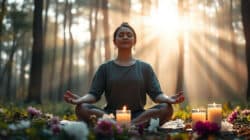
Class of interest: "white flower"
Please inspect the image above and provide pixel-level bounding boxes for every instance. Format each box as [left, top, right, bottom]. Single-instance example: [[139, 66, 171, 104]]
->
[[148, 118, 159, 133], [8, 120, 31, 131], [16, 120, 31, 129], [8, 124, 17, 131], [62, 121, 89, 140]]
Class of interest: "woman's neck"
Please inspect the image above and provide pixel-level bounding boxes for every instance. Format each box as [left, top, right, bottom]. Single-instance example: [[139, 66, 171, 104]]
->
[[116, 48, 133, 61], [115, 48, 135, 66]]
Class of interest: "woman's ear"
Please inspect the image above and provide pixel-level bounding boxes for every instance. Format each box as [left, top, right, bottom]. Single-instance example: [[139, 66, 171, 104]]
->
[[133, 39, 136, 45]]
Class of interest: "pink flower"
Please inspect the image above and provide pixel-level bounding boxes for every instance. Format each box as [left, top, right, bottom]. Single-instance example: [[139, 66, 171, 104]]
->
[[27, 106, 42, 117], [241, 109, 250, 116], [94, 119, 114, 136], [227, 109, 239, 123]]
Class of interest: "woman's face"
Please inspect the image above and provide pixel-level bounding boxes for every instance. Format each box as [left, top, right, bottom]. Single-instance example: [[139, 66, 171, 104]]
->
[[114, 26, 135, 49]]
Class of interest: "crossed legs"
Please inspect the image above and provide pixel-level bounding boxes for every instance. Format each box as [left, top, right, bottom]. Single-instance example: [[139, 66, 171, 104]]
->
[[75, 103, 173, 126]]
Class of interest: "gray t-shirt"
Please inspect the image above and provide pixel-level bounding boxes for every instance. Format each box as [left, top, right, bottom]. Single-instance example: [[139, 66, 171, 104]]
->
[[88, 60, 163, 112]]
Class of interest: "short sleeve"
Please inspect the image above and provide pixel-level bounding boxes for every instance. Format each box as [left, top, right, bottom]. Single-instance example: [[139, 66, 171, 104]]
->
[[88, 64, 106, 101], [144, 64, 163, 101]]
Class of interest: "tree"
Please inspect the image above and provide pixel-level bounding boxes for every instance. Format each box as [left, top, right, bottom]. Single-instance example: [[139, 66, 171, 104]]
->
[[241, 0, 250, 101], [0, 0, 7, 63], [176, 0, 184, 92], [102, 0, 111, 61], [49, 0, 59, 101], [27, 0, 44, 103]]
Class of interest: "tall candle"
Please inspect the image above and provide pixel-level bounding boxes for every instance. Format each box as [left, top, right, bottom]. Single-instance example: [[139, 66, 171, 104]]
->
[[116, 106, 131, 127], [207, 103, 222, 126], [192, 108, 206, 128]]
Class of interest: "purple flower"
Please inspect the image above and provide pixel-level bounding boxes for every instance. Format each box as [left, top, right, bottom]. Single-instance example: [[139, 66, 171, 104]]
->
[[51, 124, 61, 134], [27, 106, 42, 117], [193, 121, 220, 136], [94, 119, 114, 136], [49, 116, 60, 126]]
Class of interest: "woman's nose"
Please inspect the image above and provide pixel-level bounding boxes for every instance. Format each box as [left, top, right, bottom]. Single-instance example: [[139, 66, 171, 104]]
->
[[122, 34, 129, 39]]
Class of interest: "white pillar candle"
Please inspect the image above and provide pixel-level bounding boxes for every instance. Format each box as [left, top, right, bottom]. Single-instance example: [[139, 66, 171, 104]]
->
[[207, 103, 222, 127], [116, 106, 131, 127], [192, 108, 206, 128]]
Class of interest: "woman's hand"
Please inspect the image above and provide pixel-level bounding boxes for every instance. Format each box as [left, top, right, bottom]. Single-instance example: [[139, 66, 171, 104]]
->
[[167, 91, 185, 104], [63, 90, 80, 105]]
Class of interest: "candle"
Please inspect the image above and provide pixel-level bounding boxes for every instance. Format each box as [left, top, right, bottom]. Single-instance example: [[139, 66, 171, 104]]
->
[[192, 108, 206, 128], [207, 103, 222, 126], [116, 106, 131, 127]]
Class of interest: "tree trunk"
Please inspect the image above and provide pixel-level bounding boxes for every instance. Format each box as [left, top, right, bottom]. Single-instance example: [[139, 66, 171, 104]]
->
[[43, 0, 50, 47], [241, 0, 250, 101], [102, 0, 111, 61], [88, 0, 99, 86], [27, 0, 44, 104], [176, 0, 184, 92], [59, 0, 68, 100], [0, 0, 7, 69], [49, 0, 58, 101], [5, 34, 17, 101], [68, 2, 74, 89]]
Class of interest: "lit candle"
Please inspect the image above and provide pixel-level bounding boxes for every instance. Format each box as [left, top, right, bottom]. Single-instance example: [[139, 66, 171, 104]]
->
[[192, 108, 206, 128], [207, 103, 222, 126], [116, 106, 131, 127]]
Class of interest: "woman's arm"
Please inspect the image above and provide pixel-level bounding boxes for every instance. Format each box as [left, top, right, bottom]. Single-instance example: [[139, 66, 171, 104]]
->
[[64, 90, 97, 105], [155, 91, 184, 104], [72, 94, 97, 104]]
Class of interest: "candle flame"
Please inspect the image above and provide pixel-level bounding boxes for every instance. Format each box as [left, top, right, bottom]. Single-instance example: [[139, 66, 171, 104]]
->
[[123, 106, 127, 111], [213, 102, 216, 106]]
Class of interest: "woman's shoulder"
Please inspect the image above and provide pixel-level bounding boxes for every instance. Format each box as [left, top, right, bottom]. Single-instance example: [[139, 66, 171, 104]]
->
[[137, 59, 152, 68]]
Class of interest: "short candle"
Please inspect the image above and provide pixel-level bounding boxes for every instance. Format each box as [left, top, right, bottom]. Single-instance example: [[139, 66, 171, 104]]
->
[[192, 108, 206, 128], [207, 103, 222, 126], [116, 106, 131, 127]]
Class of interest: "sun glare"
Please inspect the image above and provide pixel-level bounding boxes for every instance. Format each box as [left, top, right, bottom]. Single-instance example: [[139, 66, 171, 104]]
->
[[146, 0, 179, 36]]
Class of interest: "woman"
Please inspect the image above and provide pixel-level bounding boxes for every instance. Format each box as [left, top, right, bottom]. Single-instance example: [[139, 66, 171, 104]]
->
[[64, 22, 184, 126]]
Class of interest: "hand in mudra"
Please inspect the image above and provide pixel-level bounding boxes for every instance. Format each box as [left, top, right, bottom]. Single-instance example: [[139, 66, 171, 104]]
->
[[168, 91, 185, 104], [64, 90, 80, 105]]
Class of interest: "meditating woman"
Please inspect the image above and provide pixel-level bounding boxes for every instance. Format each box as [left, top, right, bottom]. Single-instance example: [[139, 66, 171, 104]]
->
[[64, 22, 185, 126]]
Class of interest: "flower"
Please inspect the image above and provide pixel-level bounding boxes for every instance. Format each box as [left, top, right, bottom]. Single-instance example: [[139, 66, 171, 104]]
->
[[227, 108, 250, 124], [94, 116, 124, 137], [27, 106, 42, 117], [62, 121, 89, 140], [227, 108, 240, 123], [95, 119, 114, 136], [49, 116, 60, 126], [193, 121, 220, 136], [8, 120, 31, 131]]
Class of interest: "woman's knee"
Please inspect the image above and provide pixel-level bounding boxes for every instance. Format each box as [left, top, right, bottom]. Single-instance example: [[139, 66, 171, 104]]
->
[[161, 103, 173, 115], [75, 103, 91, 118]]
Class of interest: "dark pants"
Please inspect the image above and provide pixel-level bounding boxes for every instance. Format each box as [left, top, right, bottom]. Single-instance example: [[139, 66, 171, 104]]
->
[[84, 104, 167, 119]]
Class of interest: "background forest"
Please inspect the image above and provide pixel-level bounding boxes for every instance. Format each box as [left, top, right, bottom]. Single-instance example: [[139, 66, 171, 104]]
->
[[0, 0, 250, 108]]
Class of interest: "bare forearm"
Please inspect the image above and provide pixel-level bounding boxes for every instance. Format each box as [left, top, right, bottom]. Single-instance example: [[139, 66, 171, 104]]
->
[[154, 94, 170, 103], [76, 94, 97, 104]]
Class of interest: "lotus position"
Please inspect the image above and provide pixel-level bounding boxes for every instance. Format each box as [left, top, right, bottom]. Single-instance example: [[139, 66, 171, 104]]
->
[[64, 22, 185, 126]]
